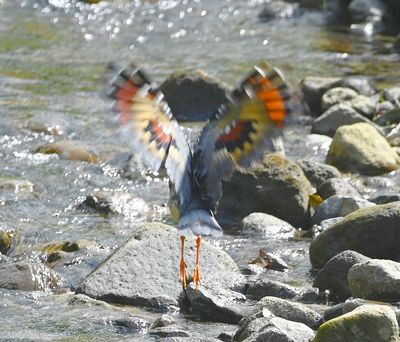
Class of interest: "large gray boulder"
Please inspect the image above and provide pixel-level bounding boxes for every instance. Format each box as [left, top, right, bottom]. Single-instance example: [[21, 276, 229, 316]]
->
[[76, 223, 243, 310], [326, 122, 400, 175], [218, 154, 313, 228], [160, 69, 228, 121], [309, 201, 400, 269], [313, 304, 399, 342], [348, 259, 400, 301]]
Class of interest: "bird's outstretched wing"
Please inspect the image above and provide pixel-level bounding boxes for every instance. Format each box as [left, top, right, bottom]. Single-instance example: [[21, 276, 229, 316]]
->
[[108, 63, 192, 209], [193, 61, 303, 211]]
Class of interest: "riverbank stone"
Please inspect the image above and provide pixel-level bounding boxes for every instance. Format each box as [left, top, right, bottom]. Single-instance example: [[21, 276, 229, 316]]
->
[[321, 87, 358, 111], [348, 259, 400, 301], [37, 140, 98, 163], [312, 195, 375, 225], [76, 223, 243, 310], [245, 279, 298, 301], [0, 261, 59, 291], [159, 69, 228, 121], [240, 213, 295, 238], [317, 178, 360, 199], [185, 283, 250, 324], [326, 122, 400, 175], [313, 250, 370, 301], [297, 160, 341, 189], [313, 304, 399, 342], [218, 154, 313, 228], [309, 201, 400, 269], [258, 0, 300, 20], [311, 103, 377, 137]]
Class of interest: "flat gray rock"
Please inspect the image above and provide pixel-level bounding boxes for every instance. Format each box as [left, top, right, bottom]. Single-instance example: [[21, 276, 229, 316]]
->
[[348, 259, 400, 301], [246, 279, 298, 301], [76, 223, 243, 310], [309, 202, 400, 269], [241, 213, 295, 238]]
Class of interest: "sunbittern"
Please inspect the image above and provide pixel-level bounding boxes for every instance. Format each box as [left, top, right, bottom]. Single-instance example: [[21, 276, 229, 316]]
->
[[108, 61, 301, 289]]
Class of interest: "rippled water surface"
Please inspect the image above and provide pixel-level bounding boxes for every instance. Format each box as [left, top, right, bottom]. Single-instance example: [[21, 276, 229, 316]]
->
[[1, 0, 400, 340]]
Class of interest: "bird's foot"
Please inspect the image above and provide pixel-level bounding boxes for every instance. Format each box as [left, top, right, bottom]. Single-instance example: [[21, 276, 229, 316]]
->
[[193, 263, 201, 291]]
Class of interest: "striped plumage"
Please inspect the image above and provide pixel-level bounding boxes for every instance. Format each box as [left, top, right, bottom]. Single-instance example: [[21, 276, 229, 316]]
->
[[108, 61, 302, 288]]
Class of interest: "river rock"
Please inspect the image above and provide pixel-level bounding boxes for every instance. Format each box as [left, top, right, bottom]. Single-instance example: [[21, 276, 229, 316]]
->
[[313, 250, 370, 301], [258, 296, 324, 329], [246, 279, 298, 301], [375, 107, 400, 126], [159, 69, 228, 121], [185, 283, 251, 324], [321, 87, 358, 111], [370, 193, 400, 205], [311, 103, 377, 137], [313, 304, 399, 342], [317, 178, 360, 199], [112, 316, 151, 334], [348, 259, 400, 301], [0, 178, 34, 193], [258, 0, 300, 20], [234, 309, 315, 342], [150, 325, 190, 338], [383, 86, 400, 104], [387, 123, 400, 146], [347, 95, 376, 119], [36, 140, 98, 163], [76, 223, 243, 310], [151, 314, 176, 329], [76, 194, 116, 215], [241, 213, 295, 238], [218, 154, 313, 228], [0, 261, 59, 291], [334, 76, 376, 96], [297, 160, 341, 189], [309, 201, 400, 269], [349, 0, 387, 22], [326, 122, 400, 175], [312, 195, 375, 224], [301, 76, 340, 115]]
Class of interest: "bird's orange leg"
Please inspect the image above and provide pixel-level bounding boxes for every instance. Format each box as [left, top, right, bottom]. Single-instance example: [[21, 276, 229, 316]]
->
[[180, 235, 188, 289], [193, 235, 202, 290]]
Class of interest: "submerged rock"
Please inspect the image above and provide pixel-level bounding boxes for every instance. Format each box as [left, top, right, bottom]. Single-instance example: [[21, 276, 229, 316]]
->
[[76, 223, 243, 310], [313, 304, 399, 342], [326, 122, 400, 175], [0, 261, 59, 291], [348, 259, 400, 301], [219, 154, 313, 228], [313, 250, 370, 301], [258, 0, 301, 20], [309, 202, 400, 269], [258, 296, 324, 329], [159, 69, 228, 121], [0, 229, 12, 255], [37, 140, 98, 163]]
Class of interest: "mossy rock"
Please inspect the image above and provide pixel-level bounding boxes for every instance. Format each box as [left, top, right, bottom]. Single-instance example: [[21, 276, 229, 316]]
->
[[313, 304, 399, 342], [37, 140, 98, 163], [0, 230, 13, 255], [326, 122, 400, 175]]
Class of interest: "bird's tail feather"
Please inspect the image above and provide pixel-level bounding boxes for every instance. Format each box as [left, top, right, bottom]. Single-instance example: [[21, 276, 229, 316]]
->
[[178, 209, 223, 237]]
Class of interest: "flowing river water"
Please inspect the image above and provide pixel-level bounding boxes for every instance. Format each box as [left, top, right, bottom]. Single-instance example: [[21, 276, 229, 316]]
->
[[1, 0, 400, 340]]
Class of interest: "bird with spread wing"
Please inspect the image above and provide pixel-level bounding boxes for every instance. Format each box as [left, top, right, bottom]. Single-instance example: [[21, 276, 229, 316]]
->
[[108, 61, 302, 289]]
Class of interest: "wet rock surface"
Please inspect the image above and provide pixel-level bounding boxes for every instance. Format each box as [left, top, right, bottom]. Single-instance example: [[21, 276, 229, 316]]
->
[[76, 223, 244, 310], [297, 160, 341, 189], [317, 178, 360, 199], [309, 202, 400, 269]]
